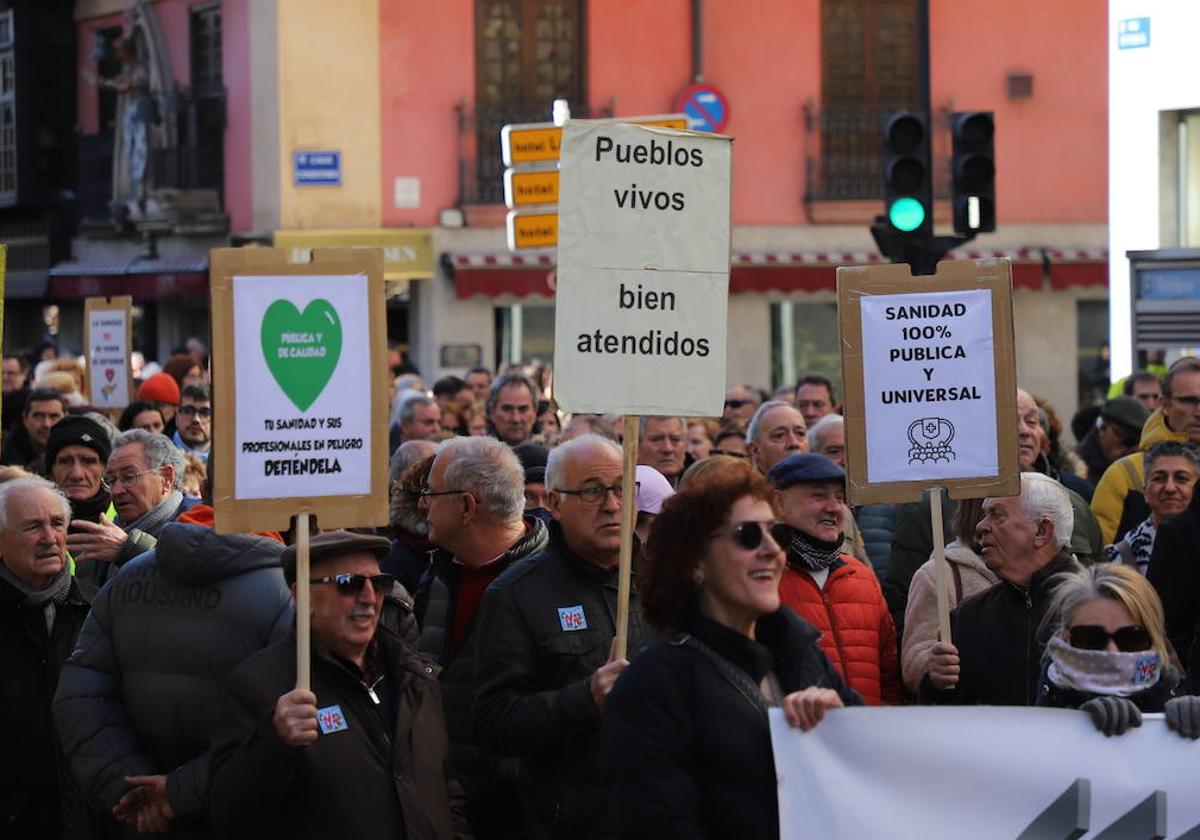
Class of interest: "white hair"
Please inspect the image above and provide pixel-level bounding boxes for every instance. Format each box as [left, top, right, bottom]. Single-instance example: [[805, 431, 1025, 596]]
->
[[112, 429, 186, 491], [808, 413, 844, 453], [546, 433, 622, 491], [0, 476, 71, 533], [1017, 472, 1073, 549], [745, 400, 800, 444], [389, 387, 427, 427], [437, 436, 525, 521]]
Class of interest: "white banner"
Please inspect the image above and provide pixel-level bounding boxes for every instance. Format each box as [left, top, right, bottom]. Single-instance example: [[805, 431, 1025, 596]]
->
[[232, 274, 372, 500], [859, 289, 998, 484], [770, 706, 1200, 839], [554, 120, 731, 416]]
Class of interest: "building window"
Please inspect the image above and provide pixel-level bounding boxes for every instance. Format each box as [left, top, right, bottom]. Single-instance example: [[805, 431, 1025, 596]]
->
[[0, 10, 12, 49], [771, 301, 842, 394], [472, 0, 585, 202], [0, 46, 15, 202], [1077, 299, 1110, 410], [495, 303, 555, 369], [190, 4, 222, 93]]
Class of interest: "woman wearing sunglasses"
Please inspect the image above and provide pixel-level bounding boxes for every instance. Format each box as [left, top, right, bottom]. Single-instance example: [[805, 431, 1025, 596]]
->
[[1038, 562, 1200, 737], [601, 460, 860, 839]]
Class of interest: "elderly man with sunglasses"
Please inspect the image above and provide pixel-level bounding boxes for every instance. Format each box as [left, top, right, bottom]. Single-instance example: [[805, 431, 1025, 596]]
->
[[922, 472, 1080, 705], [472, 434, 656, 840], [208, 530, 468, 839]]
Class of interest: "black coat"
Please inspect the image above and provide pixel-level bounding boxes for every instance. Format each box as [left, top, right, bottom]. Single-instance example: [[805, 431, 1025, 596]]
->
[[53, 524, 293, 837], [207, 626, 470, 840], [1149, 492, 1200, 693], [601, 605, 860, 840], [921, 551, 1078, 706], [417, 515, 549, 839], [0, 573, 92, 839], [471, 523, 656, 840]]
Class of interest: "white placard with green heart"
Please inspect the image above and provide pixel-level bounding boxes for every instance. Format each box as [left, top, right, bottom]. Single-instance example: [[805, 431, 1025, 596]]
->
[[232, 274, 372, 500]]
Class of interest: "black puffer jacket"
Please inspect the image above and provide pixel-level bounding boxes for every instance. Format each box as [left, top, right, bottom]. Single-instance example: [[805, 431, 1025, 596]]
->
[[418, 515, 548, 838], [1148, 490, 1200, 693], [921, 551, 1078, 706], [472, 522, 656, 840], [53, 523, 292, 836], [0, 573, 93, 839], [601, 604, 860, 840]]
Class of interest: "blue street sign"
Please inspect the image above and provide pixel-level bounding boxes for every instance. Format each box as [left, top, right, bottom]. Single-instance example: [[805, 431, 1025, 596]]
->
[[1117, 17, 1150, 50], [675, 83, 730, 133], [293, 151, 341, 186]]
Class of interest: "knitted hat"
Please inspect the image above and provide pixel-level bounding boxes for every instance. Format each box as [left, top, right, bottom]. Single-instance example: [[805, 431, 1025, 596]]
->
[[45, 415, 113, 470], [138, 372, 180, 406], [512, 442, 549, 484]]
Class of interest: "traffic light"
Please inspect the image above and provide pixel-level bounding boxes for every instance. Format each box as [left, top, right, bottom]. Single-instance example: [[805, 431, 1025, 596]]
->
[[882, 111, 932, 238], [951, 111, 996, 233]]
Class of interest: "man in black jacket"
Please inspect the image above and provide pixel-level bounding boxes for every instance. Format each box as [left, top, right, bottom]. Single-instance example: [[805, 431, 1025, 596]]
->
[[207, 530, 469, 839], [418, 435, 549, 838], [472, 434, 655, 840], [53, 523, 293, 837], [0, 477, 92, 838], [922, 472, 1078, 705], [1149, 464, 1200, 693]]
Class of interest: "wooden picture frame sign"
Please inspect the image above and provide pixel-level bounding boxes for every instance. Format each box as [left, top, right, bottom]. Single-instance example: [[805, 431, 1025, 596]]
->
[[837, 258, 1020, 507], [83, 295, 134, 410], [209, 247, 389, 535]]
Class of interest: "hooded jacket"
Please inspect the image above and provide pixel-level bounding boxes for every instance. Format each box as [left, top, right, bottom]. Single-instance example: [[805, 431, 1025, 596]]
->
[[53, 523, 293, 837], [1091, 409, 1186, 544]]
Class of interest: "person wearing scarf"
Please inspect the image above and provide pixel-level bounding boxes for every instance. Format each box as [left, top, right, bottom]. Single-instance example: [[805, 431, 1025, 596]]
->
[[44, 414, 115, 527], [0, 476, 93, 837], [64, 429, 197, 590], [1038, 562, 1200, 737], [768, 452, 903, 705]]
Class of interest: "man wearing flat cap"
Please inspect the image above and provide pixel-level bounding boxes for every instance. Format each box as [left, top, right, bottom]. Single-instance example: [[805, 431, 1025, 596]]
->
[[1076, 395, 1150, 485], [208, 530, 469, 840], [769, 453, 901, 706]]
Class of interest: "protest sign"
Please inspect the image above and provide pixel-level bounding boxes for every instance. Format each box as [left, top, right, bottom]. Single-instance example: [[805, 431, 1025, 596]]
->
[[554, 119, 732, 416], [83, 296, 133, 409], [209, 247, 388, 534], [838, 259, 1019, 506], [770, 706, 1200, 839]]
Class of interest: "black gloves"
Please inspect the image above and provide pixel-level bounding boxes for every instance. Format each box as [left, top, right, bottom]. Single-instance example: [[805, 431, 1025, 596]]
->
[[1165, 696, 1200, 739], [1081, 697, 1142, 736]]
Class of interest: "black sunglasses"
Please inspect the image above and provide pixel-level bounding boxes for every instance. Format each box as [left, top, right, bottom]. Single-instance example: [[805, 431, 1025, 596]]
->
[[724, 399, 752, 409], [1067, 624, 1152, 653], [709, 520, 785, 551], [310, 573, 394, 596]]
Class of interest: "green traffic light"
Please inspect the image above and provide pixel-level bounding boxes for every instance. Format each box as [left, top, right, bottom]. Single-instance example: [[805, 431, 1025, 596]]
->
[[888, 197, 926, 232]]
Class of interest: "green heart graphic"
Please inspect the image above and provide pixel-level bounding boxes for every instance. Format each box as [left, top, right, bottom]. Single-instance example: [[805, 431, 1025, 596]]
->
[[260, 298, 343, 412]]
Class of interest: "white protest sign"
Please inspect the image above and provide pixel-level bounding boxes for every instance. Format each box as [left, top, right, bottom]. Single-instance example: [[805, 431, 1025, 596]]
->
[[231, 274, 372, 500], [860, 288, 997, 483], [554, 120, 731, 416], [770, 706, 1200, 839], [84, 296, 132, 408]]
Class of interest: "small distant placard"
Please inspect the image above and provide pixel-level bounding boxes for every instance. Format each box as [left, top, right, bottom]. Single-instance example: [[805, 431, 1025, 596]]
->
[[838, 259, 1019, 505], [293, 151, 341, 186], [84, 295, 133, 409], [1117, 17, 1150, 50]]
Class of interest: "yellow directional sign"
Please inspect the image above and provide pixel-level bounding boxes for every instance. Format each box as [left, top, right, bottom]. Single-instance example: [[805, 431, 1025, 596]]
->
[[505, 168, 559, 207], [501, 114, 690, 167], [506, 210, 558, 250]]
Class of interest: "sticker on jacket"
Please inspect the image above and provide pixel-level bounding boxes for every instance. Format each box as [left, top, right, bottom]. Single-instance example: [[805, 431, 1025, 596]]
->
[[317, 704, 349, 735], [558, 605, 588, 631]]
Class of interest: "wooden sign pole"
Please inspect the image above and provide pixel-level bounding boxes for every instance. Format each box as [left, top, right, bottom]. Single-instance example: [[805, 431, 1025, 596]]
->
[[615, 415, 640, 660], [295, 513, 311, 690], [929, 487, 952, 643]]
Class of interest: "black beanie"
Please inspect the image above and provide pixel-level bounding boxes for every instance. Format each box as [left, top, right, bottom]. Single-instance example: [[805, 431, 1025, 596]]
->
[[45, 416, 113, 469]]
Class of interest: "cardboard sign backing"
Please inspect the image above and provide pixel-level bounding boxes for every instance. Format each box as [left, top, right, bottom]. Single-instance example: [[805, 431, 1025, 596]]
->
[[210, 247, 388, 533], [838, 259, 1020, 505]]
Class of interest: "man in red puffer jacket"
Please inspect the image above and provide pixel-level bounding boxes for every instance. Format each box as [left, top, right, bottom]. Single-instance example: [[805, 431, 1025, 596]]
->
[[769, 453, 902, 705]]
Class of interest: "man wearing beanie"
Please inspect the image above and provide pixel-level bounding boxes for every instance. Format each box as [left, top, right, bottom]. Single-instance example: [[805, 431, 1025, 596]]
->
[[46, 416, 115, 532], [769, 452, 901, 706], [512, 441, 551, 522]]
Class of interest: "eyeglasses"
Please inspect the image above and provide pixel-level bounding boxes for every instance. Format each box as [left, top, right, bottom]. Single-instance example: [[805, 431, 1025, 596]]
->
[[177, 405, 212, 419], [102, 469, 159, 490], [310, 573, 395, 596], [419, 486, 467, 500], [709, 520, 785, 551], [1067, 624, 1152, 653], [556, 481, 637, 506]]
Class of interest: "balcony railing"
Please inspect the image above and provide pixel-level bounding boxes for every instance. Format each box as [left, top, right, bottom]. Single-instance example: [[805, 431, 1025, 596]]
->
[[457, 101, 611, 205], [803, 102, 952, 203]]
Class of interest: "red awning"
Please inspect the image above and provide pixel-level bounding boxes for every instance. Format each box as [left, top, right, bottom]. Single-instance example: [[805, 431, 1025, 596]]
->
[[449, 248, 1109, 299], [48, 257, 209, 301]]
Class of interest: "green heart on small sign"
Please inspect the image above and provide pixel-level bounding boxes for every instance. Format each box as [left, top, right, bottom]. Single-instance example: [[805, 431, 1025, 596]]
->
[[260, 298, 343, 412]]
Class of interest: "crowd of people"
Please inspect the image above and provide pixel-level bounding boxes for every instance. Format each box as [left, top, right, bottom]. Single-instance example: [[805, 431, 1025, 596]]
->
[[4, 339, 1200, 839]]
